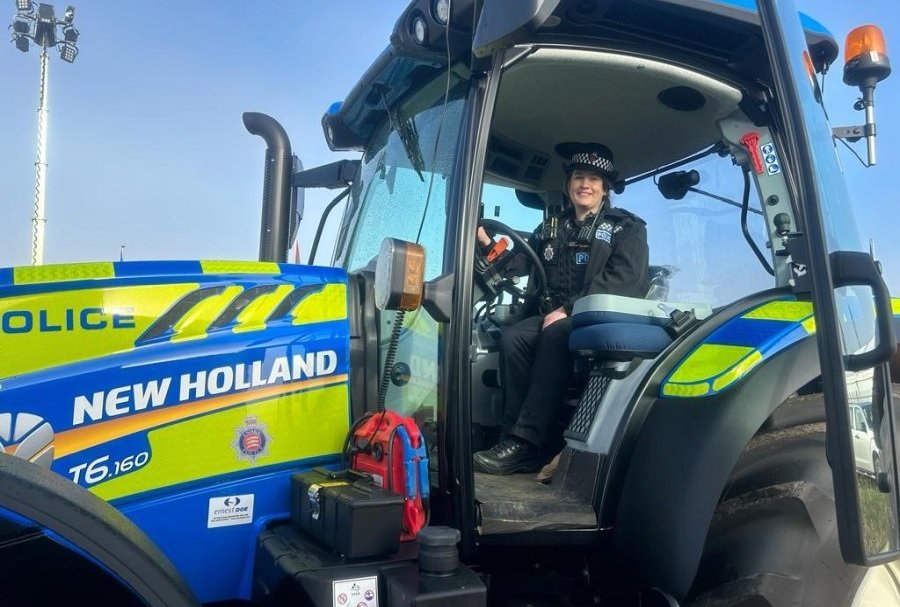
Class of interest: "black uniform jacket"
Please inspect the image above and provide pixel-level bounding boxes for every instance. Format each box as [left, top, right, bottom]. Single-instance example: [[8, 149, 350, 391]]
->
[[499, 203, 650, 314]]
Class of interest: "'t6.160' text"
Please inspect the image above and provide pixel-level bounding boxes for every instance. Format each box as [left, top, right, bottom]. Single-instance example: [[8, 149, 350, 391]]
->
[[68, 451, 150, 485]]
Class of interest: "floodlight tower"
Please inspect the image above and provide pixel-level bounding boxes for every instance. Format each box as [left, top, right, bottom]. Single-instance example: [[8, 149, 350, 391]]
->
[[9, 1, 79, 265]]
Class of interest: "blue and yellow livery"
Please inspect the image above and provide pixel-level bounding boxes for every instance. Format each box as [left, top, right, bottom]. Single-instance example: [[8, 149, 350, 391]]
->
[[661, 299, 815, 398], [0, 260, 351, 602]]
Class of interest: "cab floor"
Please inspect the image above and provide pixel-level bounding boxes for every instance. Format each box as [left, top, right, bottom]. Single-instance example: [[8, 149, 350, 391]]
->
[[474, 471, 597, 535]]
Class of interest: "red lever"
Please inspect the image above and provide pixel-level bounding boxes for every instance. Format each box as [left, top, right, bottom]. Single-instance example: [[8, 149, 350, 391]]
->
[[486, 237, 509, 263], [740, 132, 764, 175]]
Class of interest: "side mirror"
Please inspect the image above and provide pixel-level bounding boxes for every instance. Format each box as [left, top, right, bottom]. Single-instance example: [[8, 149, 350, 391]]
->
[[657, 170, 700, 200]]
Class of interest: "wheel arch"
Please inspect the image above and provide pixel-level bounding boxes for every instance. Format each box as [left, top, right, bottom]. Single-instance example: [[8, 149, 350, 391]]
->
[[609, 299, 823, 599], [0, 453, 199, 607]]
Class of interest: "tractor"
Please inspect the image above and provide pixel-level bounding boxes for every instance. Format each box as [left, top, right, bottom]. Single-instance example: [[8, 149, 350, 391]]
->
[[1, 0, 899, 605]]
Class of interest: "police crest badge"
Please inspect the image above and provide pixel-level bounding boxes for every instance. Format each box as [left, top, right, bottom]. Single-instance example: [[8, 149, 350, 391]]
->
[[543, 243, 555, 261], [233, 416, 270, 464]]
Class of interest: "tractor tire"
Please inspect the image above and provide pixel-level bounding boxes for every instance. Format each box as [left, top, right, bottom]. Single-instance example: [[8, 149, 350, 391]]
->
[[687, 404, 900, 606]]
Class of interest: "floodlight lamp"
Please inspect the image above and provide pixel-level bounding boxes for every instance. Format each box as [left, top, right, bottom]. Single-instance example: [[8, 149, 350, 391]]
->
[[16, 0, 33, 12], [12, 17, 31, 34], [411, 14, 427, 45], [59, 41, 77, 62], [14, 34, 29, 52], [433, 0, 450, 24], [63, 5, 74, 24], [63, 24, 77, 43]]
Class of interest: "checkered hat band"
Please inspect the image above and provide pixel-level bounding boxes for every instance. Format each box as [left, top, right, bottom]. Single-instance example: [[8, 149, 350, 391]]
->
[[571, 152, 614, 172]]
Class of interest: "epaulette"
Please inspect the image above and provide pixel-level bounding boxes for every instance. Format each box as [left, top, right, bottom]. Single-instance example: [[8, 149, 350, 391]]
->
[[605, 206, 646, 225]]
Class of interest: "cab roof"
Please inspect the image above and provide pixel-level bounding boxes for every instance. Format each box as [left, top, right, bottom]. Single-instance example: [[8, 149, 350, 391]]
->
[[323, 0, 837, 151]]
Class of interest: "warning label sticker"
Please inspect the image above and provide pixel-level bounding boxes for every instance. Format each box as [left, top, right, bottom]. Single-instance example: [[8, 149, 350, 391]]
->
[[332, 575, 378, 607]]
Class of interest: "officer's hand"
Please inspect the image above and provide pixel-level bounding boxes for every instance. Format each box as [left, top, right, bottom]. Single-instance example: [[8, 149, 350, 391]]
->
[[476, 226, 492, 248], [542, 307, 567, 330]]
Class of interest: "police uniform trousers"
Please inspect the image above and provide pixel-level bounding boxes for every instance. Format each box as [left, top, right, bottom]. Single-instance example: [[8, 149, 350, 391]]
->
[[500, 314, 573, 449]]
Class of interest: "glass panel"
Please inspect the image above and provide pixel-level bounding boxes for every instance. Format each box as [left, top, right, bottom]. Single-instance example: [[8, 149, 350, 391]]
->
[[482, 154, 772, 308], [338, 76, 468, 279], [336, 73, 469, 424], [626, 155, 771, 306], [848, 362, 897, 556], [844, 287, 898, 555], [481, 183, 543, 234]]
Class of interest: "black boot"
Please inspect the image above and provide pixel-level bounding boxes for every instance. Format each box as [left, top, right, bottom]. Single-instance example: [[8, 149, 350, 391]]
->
[[473, 436, 542, 475]]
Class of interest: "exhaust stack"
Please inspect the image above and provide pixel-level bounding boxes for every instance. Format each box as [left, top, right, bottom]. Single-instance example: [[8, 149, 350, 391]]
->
[[243, 112, 293, 262]]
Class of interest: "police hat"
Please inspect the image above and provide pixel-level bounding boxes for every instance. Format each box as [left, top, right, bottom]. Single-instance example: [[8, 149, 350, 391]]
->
[[556, 141, 618, 181]]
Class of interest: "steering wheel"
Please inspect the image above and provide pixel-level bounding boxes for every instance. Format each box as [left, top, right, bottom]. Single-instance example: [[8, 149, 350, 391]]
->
[[477, 218, 548, 301]]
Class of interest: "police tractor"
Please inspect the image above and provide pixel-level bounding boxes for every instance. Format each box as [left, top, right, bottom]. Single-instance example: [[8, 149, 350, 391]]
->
[[1, 0, 899, 605]]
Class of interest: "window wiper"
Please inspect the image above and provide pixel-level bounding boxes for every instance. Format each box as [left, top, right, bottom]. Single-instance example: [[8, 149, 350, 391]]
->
[[379, 85, 425, 181]]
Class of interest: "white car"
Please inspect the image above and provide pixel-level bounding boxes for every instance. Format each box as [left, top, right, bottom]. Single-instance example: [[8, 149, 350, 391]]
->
[[850, 403, 881, 478]]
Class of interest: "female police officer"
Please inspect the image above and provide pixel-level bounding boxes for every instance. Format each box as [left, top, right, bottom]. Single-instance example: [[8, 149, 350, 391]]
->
[[474, 142, 649, 475]]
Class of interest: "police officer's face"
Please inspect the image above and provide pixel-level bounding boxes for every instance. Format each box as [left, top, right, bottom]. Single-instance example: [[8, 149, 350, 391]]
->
[[568, 170, 606, 215]]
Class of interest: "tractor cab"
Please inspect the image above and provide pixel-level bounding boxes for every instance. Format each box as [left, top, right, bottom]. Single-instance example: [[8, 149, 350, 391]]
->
[[325, 0, 824, 532], [311, 0, 899, 600]]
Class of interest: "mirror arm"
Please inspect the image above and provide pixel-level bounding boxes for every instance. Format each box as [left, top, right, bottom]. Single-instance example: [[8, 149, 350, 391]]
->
[[308, 187, 352, 265]]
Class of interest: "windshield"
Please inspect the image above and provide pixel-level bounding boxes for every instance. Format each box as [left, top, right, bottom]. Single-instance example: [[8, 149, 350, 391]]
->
[[335, 74, 467, 278]]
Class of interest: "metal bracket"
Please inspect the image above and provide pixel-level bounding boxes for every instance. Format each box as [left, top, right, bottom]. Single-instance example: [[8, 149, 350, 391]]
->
[[832, 124, 874, 142]]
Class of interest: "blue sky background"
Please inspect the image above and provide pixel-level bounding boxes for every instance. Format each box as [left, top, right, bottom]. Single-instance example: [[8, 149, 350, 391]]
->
[[2, 2, 898, 286]]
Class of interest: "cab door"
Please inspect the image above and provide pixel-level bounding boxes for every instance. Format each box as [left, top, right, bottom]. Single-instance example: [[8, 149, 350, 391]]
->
[[756, 0, 900, 565]]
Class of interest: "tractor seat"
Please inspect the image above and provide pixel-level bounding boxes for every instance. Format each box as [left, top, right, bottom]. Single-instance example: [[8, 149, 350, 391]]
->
[[568, 294, 712, 360]]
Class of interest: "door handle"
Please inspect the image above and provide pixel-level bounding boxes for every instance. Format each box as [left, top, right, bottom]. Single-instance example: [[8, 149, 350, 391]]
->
[[830, 251, 897, 371]]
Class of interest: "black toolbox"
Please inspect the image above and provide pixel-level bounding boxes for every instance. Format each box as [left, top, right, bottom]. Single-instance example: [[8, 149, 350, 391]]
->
[[290, 467, 404, 559]]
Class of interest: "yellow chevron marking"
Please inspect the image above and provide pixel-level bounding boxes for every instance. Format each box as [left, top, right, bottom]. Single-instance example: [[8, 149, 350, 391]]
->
[[233, 285, 295, 333], [667, 344, 755, 384], [200, 260, 280, 275], [292, 283, 348, 324], [14, 262, 115, 284], [742, 300, 813, 322], [661, 382, 710, 397], [171, 286, 244, 342], [711, 351, 764, 392]]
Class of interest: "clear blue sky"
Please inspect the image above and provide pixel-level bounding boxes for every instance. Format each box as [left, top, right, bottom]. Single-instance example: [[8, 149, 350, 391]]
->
[[2, 2, 899, 286]]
